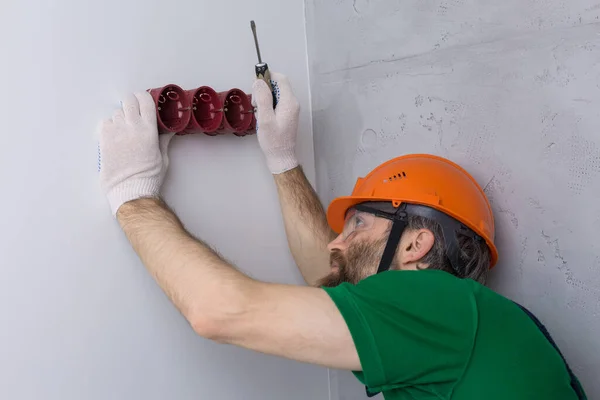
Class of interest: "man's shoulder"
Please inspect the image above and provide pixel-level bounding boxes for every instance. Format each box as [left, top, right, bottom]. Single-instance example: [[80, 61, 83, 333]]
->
[[370, 269, 514, 304], [324, 270, 486, 329], [324, 269, 472, 299], [357, 269, 487, 295], [336, 269, 523, 322], [363, 268, 478, 285]]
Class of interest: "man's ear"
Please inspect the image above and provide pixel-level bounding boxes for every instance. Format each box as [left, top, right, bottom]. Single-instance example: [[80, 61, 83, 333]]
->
[[402, 229, 435, 264]]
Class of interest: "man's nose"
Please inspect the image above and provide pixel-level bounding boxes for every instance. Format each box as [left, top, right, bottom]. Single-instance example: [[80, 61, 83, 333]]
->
[[327, 233, 347, 253]]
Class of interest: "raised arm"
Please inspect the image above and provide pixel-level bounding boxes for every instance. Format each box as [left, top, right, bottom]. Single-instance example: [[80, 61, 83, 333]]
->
[[253, 73, 336, 286], [115, 197, 359, 371], [273, 167, 335, 286], [96, 92, 360, 371]]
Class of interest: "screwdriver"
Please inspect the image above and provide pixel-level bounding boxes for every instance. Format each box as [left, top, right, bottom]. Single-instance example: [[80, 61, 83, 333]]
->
[[250, 20, 277, 108]]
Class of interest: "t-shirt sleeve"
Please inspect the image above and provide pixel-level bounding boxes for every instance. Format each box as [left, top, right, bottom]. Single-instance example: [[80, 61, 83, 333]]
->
[[322, 270, 478, 395]]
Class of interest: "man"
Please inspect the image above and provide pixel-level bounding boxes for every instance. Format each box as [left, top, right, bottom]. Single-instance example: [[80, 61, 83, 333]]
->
[[98, 72, 586, 399]]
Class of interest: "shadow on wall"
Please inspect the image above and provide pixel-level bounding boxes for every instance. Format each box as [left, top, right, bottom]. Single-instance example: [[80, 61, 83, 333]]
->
[[330, 369, 384, 400], [313, 80, 365, 208]]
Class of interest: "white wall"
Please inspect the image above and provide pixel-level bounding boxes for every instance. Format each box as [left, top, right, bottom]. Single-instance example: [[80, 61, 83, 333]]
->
[[0, 1, 328, 399], [305, 0, 600, 398]]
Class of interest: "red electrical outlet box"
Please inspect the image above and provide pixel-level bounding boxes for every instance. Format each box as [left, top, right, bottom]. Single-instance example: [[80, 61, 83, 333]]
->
[[180, 86, 223, 136], [217, 89, 254, 136], [148, 84, 257, 137], [245, 94, 257, 135], [148, 84, 192, 134]]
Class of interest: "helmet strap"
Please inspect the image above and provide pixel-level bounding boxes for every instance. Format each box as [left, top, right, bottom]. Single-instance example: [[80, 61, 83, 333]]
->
[[354, 203, 408, 274], [376, 210, 408, 274]]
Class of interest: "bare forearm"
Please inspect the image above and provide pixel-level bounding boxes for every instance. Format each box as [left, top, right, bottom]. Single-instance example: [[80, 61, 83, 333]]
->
[[116, 198, 252, 334], [115, 200, 361, 371], [273, 166, 336, 286]]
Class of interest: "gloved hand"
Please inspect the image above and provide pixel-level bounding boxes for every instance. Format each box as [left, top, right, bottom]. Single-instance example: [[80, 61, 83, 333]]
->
[[98, 91, 175, 216], [252, 72, 300, 174]]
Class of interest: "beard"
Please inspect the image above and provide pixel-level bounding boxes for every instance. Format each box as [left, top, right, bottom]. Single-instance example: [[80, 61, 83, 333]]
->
[[317, 235, 391, 287]]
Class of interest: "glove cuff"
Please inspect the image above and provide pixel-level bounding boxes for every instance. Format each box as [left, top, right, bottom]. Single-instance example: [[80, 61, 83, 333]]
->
[[106, 178, 161, 216], [266, 150, 299, 175]]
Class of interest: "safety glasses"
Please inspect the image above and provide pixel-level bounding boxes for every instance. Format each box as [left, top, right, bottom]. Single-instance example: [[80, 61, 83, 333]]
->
[[340, 204, 400, 241], [340, 209, 378, 241]]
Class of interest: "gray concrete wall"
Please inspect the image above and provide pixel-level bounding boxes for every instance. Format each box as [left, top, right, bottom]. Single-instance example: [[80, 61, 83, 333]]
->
[[305, 1, 600, 398]]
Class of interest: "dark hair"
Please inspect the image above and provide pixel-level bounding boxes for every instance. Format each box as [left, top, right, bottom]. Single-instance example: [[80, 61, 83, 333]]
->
[[407, 215, 491, 284]]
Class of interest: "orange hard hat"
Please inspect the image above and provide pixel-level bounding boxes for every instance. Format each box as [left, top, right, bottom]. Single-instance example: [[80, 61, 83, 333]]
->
[[327, 154, 498, 268]]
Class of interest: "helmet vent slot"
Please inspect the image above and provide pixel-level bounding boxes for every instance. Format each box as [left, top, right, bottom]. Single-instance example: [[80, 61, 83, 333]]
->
[[384, 171, 407, 183]]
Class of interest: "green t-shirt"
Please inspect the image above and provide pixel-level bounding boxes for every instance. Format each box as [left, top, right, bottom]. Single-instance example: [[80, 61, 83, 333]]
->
[[322, 270, 584, 400]]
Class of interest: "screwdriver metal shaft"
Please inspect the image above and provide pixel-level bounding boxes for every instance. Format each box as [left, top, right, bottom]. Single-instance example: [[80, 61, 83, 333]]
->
[[250, 20, 276, 107], [250, 20, 263, 64]]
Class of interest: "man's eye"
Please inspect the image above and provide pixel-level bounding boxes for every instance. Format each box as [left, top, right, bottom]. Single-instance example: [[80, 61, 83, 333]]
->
[[355, 217, 364, 228]]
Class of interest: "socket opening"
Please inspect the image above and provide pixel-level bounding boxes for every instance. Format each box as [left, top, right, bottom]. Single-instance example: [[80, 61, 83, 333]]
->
[[156, 85, 190, 132], [192, 86, 222, 132], [224, 89, 253, 132]]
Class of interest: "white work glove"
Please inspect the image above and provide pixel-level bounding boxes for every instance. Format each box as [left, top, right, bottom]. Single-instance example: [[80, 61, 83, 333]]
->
[[252, 72, 300, 174], [98, 91, 175, 216]]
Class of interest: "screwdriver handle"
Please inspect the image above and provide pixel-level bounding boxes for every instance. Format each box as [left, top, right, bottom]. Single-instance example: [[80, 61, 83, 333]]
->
[[255, 62, 277, 108]]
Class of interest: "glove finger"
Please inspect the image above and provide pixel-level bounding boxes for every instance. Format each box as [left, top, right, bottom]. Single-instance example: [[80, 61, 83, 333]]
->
[[270, 71, 286, 81], [159, 132, 176, 155], [98, 118, 114, 147], [122, 93, 141, 121], [99, 118, 112, 133], [112, 109, 125, 124], [136, 91, 158, 122], [270, 73, 296, 105], [252, 79, 275, 124], [159, 132, 176, 168]]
